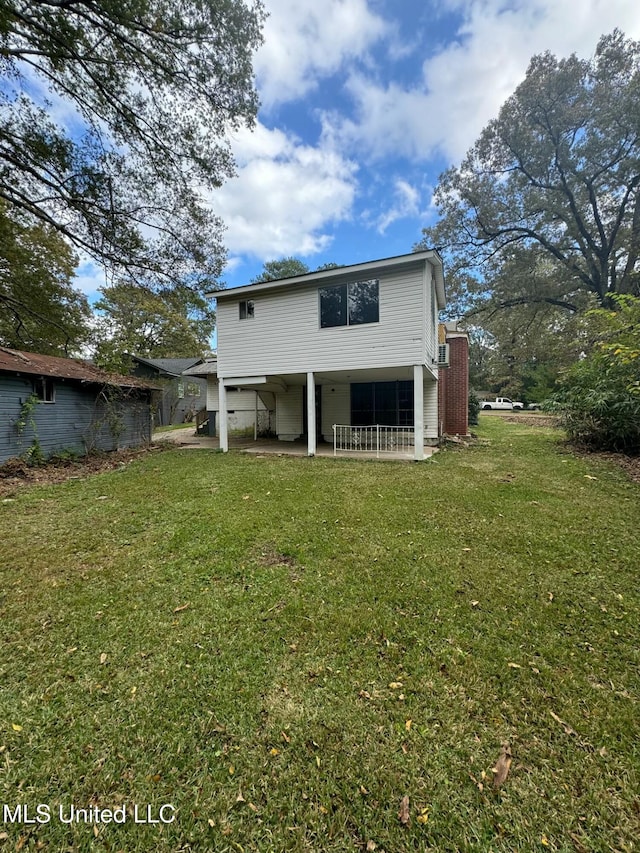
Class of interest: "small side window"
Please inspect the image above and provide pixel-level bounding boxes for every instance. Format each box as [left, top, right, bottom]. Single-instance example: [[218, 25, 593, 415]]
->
[[33, 378, 55, 403], [239, 299, 255, 320]]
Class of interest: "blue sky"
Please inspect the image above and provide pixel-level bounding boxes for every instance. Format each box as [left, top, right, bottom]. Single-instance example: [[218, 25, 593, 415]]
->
[[75, 0, 640, 296]]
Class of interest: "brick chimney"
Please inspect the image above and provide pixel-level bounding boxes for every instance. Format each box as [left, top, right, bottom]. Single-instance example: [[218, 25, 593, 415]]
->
[[438, 323, 469, 437]]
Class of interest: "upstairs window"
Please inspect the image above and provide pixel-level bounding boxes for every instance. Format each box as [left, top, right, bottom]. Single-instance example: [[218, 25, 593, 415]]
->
[[33, 377, 55, 403], [319, 279, 379, 328], [239, 299, 254, 320]]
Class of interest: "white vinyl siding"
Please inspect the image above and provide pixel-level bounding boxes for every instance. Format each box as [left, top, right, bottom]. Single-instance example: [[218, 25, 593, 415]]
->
[[321, 383, 350, 441], [423, 269, 438, 367], [207, 379, 267, 412], [424, 377, 438, 439], [276, 387, 303, 439], [217, 265, 426, 377]]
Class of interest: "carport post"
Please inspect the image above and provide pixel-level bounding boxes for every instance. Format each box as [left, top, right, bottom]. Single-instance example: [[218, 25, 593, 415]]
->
[[307, 371, 316, 457], [414, 364, 424, 461], [219, 379, 228, 452]]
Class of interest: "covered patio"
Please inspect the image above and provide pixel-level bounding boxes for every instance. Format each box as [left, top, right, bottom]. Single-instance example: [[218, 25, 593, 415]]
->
[[215, 364, 439, 462], [153, 427, 438, 461]]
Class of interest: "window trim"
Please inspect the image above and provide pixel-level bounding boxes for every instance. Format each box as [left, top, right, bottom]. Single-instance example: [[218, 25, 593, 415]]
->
[[32, 377, 55, 403], [239, 299, 255, 320], [319, 279, 379, 329]]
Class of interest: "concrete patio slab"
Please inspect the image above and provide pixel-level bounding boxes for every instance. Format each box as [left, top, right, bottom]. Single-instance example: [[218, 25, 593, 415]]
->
[[152, 428, 438, 461]]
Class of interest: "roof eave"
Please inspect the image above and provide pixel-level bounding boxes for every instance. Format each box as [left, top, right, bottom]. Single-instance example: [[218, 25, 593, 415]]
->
[[211, 250, 447, 302]]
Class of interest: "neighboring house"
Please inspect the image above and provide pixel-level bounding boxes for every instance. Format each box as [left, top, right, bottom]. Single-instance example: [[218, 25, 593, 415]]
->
[[129, 356, 207, 426], [182, 358, 273, 437], [0, 347, 157, 465], [209, 251, 468, 461]]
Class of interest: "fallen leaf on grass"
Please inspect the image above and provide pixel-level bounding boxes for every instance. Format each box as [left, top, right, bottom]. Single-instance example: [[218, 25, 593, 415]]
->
[[11, 723, 23, 732], [366, 841, 377, 851], [398, 795, 410, 825], [99, 653, 107, 665], [507, 662, 521, 669], [405, 719, 412, 731], [549, 710, 577, 736], [492, 743, 512, 788], [417, 807, 430, 825], [388, 681, 403, 689], [173, 603, 190, 613]]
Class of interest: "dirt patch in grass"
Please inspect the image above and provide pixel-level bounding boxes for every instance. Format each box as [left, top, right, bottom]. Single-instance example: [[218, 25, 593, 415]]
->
[[255, 545, 297, 568], [570, 446, 640, 482], [0, 444, 170, 497], [502, 414, 560, 428]]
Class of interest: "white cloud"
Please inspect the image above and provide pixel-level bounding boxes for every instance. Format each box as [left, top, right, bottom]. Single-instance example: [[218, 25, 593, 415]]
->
[[255, 0, 388, 108], [376, 179, 422, 234], [324, 0, 640, 164], [73, 257, 108, 300], [212, 122, 357, 259]]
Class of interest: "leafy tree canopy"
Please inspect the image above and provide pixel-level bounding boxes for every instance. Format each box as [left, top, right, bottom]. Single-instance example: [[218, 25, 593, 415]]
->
[[0, 0, 265, 298], [250, 257, 344, 283], [250, 257, 311, 283], [0, 201, 91, 354], [418, 30, 640, 317], [93, 281, 215, 374]]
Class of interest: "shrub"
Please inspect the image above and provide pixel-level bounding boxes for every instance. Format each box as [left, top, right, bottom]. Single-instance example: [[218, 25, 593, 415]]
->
[[548, 296, 640, 453], [468, 391, 480, 426]]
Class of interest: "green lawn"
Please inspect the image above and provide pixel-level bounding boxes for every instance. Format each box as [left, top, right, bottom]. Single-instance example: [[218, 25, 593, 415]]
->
[[1, 418, 638, 852]]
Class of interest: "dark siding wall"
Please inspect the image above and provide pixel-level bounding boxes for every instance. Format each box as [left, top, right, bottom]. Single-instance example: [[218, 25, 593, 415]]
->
[[0, 375, 152, 464], [131, 365, 206, 425]]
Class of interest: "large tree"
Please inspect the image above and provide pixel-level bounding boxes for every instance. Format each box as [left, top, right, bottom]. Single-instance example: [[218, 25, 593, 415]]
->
[[93, 281, 215, 373], [418, 30, 640, 316], [0, 0, 265, 303], [0, 201, 91, 354]]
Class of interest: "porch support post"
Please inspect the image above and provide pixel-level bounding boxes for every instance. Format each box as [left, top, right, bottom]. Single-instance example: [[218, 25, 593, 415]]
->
[[413, 364, 424, 461], [219, 379, 228, 452], [306, 371, 316, 457], [254, 391, 258, 441]]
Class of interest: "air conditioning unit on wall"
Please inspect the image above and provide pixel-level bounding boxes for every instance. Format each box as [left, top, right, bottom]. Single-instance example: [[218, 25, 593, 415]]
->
[[438, 343, 450, 367]]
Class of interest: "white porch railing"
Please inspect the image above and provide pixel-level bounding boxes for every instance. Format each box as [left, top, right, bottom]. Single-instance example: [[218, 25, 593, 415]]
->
[[332, 424, 414, 458]]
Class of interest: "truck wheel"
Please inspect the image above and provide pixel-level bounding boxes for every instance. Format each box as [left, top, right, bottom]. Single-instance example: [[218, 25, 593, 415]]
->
[[482, 404, 492, 410], [513, 405, 523, 410]]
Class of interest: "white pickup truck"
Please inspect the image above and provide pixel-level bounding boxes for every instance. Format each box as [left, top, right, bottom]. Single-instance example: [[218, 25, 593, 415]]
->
[[479, 397, 524, 410]]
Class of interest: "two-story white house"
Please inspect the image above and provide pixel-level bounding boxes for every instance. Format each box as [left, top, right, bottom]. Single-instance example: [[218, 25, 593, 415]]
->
[[211, 250, 455, 461]]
